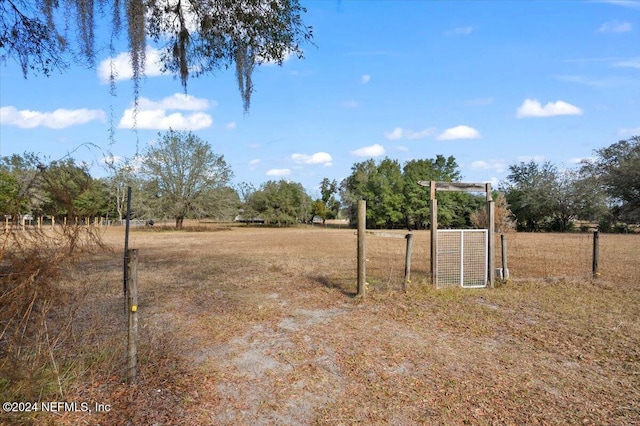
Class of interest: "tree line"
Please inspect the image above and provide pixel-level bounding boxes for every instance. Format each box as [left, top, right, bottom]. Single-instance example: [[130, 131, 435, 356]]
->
[[502, 136, 639, 232], [2, 131, 638, 232]]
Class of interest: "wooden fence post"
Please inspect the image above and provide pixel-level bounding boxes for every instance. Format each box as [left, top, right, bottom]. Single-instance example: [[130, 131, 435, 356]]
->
[[486, 190, 495, 288], [501, 234, 510, 281], [592, 230, 600, 279], [430, 199, 438, 285], [126, 248, 139, 383], [403, 233, 414, 292], [357, 199, 366, 298]]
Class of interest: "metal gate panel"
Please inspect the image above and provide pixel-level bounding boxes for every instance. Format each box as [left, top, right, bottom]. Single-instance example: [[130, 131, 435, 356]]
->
[[436, 230, 487, 288]]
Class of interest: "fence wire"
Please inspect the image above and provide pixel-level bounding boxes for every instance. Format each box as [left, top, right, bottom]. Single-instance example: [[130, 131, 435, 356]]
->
[[361, 231, 640, 289], [503, 232, 640, 285]]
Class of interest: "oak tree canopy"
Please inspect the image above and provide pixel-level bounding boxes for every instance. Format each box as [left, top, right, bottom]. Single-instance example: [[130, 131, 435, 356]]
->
[[1, 0, 313, 111]]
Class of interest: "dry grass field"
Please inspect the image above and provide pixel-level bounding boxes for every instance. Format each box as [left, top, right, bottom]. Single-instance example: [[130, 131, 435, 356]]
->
[[3, 225, 639, 425]]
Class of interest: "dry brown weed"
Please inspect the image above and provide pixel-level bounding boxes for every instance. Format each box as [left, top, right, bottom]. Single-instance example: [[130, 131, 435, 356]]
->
[[4, 226, 639, 425]]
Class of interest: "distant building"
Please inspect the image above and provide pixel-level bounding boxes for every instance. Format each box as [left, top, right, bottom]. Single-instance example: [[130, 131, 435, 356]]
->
[[234, 215, 265, 224]]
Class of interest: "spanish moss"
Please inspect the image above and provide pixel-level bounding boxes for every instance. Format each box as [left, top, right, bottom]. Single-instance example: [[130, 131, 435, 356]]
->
[[1, 0, 312, 113]]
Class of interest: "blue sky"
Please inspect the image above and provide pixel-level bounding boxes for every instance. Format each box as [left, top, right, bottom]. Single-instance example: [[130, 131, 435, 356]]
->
[[1, 0, 639, 198]]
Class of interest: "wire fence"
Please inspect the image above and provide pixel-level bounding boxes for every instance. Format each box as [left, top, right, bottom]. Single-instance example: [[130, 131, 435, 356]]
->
[[362, 231, 640, 290], [503, 232, 640, 285]]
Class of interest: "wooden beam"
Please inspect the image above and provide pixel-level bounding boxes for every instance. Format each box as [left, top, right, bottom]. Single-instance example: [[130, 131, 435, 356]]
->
[[417, 181, 488, 193], [403, 233, 414, 292], [487, 200, 495, 288], [366, 231, 410, 239], [430, 199, 438, 285], [357, 200, 366, 298]]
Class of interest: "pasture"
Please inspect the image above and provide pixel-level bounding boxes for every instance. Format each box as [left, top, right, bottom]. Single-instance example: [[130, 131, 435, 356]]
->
[[4, 226, 639, 425]]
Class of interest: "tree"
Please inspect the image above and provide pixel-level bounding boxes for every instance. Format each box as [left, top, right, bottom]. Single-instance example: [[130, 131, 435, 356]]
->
[[39, 159, 93, 218], [310, 199, 328, 224], [501, 161, 601, 232], [247, 179, 311, 226], [141, 129, 233, 229], [341, 155, 472, 229], [340, 159, 378, 226], [319, 178, 340, 219], [310, 178, 339, 224], [402, 155, 463, 229], [197, 186, 241, 221], [581, 136, 640, 224], [1, 0, 312, 111], [373, 158, 405, 228], [501, 161, 558, 231], [73, 179, 112, 218], [0, 170, 23, 215], [105, 160, 141, 222], [0, 153, 42, 216], [0, 153, 112, 220], [340, 158, 406, 228], [0, 156, 34, 216]]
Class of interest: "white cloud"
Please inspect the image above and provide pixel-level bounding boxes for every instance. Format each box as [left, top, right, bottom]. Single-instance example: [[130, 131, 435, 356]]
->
[[98, 47, 164, 83], [555, 75, 611, 88], [597, 20, 633, 32], [361, 74, 371, 84], [351, 144, 385, 157], [437, 125, 481, 140], [226, 121, 237, 130], [0, 106, 105, 129], [613, 57, 640, 69], [291, 152, 333, 166], [517, 155, 546, 163], [597, 0, 640, 10], [119, 110, 212, 130], [384, 127, 434, 140], [618, 127, 640, 136], [568, 157, 595, 164], [516, 99, 583, 118], [118, 93, 213, 130], [445, 26, 474, 36], [555, 74, 638, 89], [139, 93, 213, 111], [249, 159, 260, 170], [266, 168, 291, 176], [406, 128, 434, 140], [470, 159, 506, 173], [385, 127, 404, 140]]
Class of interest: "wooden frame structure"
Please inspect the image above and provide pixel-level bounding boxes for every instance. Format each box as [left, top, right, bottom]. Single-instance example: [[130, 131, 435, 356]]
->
[[417, 181, 495, 288]]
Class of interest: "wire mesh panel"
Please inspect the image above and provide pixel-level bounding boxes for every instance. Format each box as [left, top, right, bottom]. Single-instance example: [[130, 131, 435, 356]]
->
[[366, 232, 408, 292], [436, 230, 487, 289]]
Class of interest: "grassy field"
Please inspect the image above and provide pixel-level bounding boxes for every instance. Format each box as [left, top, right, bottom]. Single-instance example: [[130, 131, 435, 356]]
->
[[3, 225, 639, 425]]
